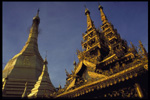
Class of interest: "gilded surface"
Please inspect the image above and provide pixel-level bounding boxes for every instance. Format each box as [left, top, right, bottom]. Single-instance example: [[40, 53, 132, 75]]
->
[[2, 4, 148, 99], [28, 58, 55, 98], [2, 10, 55, 98], [54, 4, 148, 99]]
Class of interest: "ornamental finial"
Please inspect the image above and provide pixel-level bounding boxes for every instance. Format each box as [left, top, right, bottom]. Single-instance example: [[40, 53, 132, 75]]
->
[[98, 2, 103, 10], [45, 50, 47, 59], [37, 8, 40, 16]]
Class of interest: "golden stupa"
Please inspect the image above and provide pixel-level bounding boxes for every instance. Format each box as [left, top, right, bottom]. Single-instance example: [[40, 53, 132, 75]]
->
[[2, 9, 55, 98], [2, 3, 148, 99]]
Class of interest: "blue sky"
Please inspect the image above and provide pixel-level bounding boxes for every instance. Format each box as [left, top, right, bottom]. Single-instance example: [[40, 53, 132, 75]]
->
[[2, 2, 148, 88]]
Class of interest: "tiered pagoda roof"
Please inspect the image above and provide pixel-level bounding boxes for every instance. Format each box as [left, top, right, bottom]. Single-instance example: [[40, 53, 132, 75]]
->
[[53, 4, 148, 99]]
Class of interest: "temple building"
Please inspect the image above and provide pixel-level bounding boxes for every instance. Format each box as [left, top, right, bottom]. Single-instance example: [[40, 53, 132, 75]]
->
[[2, 3, 148, 99], [2, 10, 55, 98], [53, 4, 148, 99]]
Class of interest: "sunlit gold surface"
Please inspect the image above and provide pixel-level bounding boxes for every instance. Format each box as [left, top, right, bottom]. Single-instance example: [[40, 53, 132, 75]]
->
[[28, 58, 55, 98], [54, 4, 148, 98], [22, 82, 28, 98], [2, 4, 148, 98], [135, 83, 143, 98], [2, 10, 55, 98]]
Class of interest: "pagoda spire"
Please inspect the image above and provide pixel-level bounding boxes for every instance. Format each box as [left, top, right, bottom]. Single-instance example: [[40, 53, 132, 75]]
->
[[26, 9, 40, 45], [84, 6, 95, 30], [28, 57, 56, 98], [37, 8, 40, 16], [98, 3, 108, 24], [3, 9, 43, 79], [65, 69, 70, 77], [138, 40, 148, 58], [2, 10, 46, 97], [12, 9, 42, 59]]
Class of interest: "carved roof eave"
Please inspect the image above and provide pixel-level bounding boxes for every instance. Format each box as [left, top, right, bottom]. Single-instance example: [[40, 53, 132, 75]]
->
[[97, 52, 136, 66], [56, 60, 148, 98], [82, 43, 101, 53], [83, 28, 97, 39], [81, 35, 98, 46]]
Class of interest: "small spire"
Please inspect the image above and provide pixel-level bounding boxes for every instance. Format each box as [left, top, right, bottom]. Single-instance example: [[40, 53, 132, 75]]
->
[[138, 40, 147, 58], [98, 3, 103, 10], [44, 51, 48, 65], [32, 8, 40, 24], [130, 42, 137, 53], [71, 70, 74, 74], [73, 60, 76, 66], [84, 6, 95, 29], [85, 5, 90, 15], [58, 84, 62, 89], [45, 50, 47, 59], [98, 2, 100, 5], [65, 69, 70, 77], [98, 3, 108, 24], [73, 54, 76, 66], [130, 42, 135, 48], [37, 8, 40, 16]]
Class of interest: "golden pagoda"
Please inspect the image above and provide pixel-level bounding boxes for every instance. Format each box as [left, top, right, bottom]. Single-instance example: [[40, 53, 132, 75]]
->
[[2, 9, 55, 98], [27, 58, 55, 98], [54, 4, 148, 99]]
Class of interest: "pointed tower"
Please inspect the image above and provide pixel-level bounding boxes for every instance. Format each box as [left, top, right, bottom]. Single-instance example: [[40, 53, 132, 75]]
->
[[55, 4, 148, 99], [85, 7, 95, 30], [98, 4, 128, 56], [28, 58, 56, 98], [2, 10, 55, 97], [98, 4, 108, 24], [78, 6, 109, 63], [138, 40, 148, 58]]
